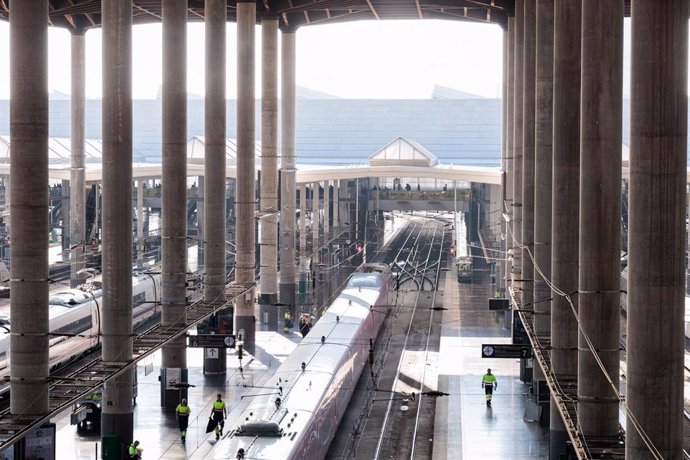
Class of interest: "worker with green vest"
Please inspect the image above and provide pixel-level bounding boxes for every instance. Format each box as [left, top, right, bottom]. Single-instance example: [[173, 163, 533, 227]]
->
[[176, 398, 191, 443], [128, 440, 142, 459], [482, 368, 498, 407], [210, 393, 227, 440]]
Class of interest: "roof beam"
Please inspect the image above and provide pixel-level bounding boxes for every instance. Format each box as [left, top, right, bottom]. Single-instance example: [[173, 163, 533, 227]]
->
[[415, 0, 423, 19], [365, 0, 380, 19]]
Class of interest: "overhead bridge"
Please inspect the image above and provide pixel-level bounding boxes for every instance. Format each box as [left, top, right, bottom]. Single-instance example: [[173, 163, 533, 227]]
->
[[0, 282, 254, 452], [509, 288, 626, 459]]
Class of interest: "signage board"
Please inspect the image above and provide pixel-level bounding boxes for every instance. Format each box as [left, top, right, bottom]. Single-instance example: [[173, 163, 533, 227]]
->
[[481, 344, 532, 359], [188, 334, 236, 348], [489, 298, 510, 311]]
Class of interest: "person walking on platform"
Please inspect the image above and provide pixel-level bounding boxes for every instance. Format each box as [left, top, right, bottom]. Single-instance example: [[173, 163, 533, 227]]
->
[[176, 398, 191, 443], [128, 440, 142, 459], [284, 311, 293, 334], [210, 393, 227, 440], [482, 368, 497, 407]]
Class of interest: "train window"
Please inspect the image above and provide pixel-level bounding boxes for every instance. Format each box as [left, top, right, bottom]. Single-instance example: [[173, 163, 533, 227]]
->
[[347, 274, 382, 289], [52, 316, 93, 337], [49, 291, 90, 307]]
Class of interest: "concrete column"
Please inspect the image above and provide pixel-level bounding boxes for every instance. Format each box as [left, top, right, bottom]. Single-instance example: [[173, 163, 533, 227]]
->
[[279, 29, 297, 318], [499, 23, 508, 295], [578, 0, 623, 438], [511, 1, 524, 285], [550, 1, 581, 455], [258, 17, 279, 330], [324, 180, 331, 243], [70, 32, 86, 288], [235, 1, 257, 351], [9, 0, 49, 416], [627, 1, 688, 456], [300, 183, 307, 270], [203, 0, 227, 373], [204, 0, 226, 306], [332, 179, 339, 228], [136, 180, 144, 267], [533, 0, 553, 353], [521, 0, 536, 310], [101, 0, 134, 447], [312, 181, 320, 254], [160, 0, 188, 409], [61, 178, 71, 256], [339, 179, 349, 233], [197, 175, 204, 271], [505, 15, 514, 293]]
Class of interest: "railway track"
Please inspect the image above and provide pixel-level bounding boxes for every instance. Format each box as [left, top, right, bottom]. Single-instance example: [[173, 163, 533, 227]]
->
[[335, 216, 449, 459]]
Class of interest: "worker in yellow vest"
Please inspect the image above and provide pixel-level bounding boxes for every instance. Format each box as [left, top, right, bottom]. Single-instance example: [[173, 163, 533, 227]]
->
[[175, 398, 191, 443], [284, 311, 293, 334], [210, 393, 227, 440], [128, 440, 142, 459], [482, 368, 498, 407]]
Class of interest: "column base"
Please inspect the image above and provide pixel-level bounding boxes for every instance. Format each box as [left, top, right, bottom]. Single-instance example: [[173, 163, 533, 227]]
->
[[203, 348, 227, 375], [549, 428, 569, 460], [101, 412, 134, 458], [258, 293, 278, 329], [279, 282, 296, 318], [160, 368, 188, 409]]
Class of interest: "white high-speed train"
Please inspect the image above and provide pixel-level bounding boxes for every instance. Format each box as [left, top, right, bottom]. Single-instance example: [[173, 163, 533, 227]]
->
[[0, 272, 161, 394], [210, 263, 392, 460]]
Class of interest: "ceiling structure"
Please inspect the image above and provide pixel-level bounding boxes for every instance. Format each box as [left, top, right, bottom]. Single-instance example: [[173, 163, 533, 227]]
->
[[0, 0, 516, 32]]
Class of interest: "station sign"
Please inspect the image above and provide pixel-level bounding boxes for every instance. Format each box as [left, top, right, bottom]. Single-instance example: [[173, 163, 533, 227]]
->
[[188, 334, 236, 348], [481, 344, 532, 359], [488, 298, 510, 311]]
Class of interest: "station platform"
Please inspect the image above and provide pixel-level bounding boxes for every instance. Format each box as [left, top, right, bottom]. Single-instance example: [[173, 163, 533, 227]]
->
[[55, 329, 301, 460], [54, 269, 548, 460], [433, 269, 549, 459]]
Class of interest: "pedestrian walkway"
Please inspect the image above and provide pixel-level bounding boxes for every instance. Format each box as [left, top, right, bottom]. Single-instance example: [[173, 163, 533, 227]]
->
[[55, 329, 301, 460], [433, 268, 549, 459]]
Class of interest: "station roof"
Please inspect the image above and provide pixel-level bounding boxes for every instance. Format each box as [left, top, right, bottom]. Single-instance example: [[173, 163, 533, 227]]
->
[[0, 1, 516, 32], [0, 1, 637, 32]]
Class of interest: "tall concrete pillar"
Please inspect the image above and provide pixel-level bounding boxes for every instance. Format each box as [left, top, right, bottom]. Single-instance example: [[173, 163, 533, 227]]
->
[[160, 0, 188, 409], [299, 183, 307, 269], [312, 181, 320, 253], [258, 17, 279, 330], [324, 180, 331, 243], [101, 0, 134, 447], [550, 1, 581, 456], [70, 31, 86, 288], [197, 175, 204, 271], [533, 0, 554, 362], [203, 0, 227, 373], [511, 1, 524, 285], [235, 0, 257, 351], [332, 179, 339, 228], [627, 1, 688, 457], [578, 0, 623, 438], [521, 0, 536, 310], [9, 0, 49, 416], [339, 179, 349, 233], [505, 15, 514, 292], [279, 29, 297, 318], [499, 23, 508, 295], [136, 180, 144, 267]]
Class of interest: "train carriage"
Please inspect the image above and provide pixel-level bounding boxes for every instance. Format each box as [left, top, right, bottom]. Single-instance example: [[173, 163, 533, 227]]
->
[[210, 263, 391, 460]]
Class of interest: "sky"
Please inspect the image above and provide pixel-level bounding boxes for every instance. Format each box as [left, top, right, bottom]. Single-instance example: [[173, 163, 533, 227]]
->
[[0, 17, 635, 100], [0, 19, 506, 100]]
